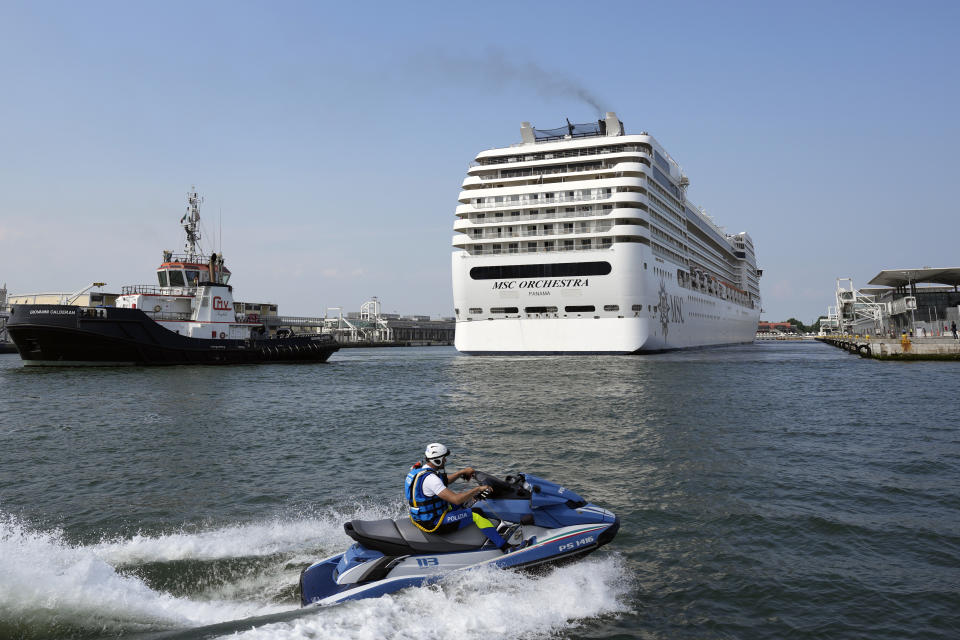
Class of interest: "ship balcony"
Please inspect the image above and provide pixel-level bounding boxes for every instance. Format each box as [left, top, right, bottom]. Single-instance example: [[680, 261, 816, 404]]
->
[[455, 240, 618, 256], [455, 192, 649, 220], [468, 150, 651, 175], [456, 221, 625, 241], [464, 158, 649, 187], [456, 177, 647, 209], [462, 191, 612, 210], [455, 207, 618, 228]]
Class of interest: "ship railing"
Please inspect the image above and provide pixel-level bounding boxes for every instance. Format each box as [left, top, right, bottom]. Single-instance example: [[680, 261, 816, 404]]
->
[[466, 207, 615, 224], [470, 192, 611, 209], [479, 162, 609, 180], [470, 224, 614, 240], [147, 311, 192, 321], [475, 146, 650, 167], [162, 253, 213, 264], [461, 244, 613, 257], [121, 284, 201, 295], [76, 307, 193, 321]]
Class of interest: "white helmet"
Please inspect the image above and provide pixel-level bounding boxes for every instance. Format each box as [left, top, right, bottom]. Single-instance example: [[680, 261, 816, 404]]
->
[[424, 442, 450, 466]]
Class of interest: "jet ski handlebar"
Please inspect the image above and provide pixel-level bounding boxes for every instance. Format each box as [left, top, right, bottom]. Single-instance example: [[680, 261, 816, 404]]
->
[[471, 471, 531, 500]]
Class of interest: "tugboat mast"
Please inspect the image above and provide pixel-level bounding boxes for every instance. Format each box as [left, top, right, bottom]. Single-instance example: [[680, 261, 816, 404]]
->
[[183, 187, 204, 261]]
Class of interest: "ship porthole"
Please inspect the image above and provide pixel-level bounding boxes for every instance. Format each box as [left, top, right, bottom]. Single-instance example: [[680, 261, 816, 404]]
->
[[219, 332, 226, 339], [153, 305, 162, 312]]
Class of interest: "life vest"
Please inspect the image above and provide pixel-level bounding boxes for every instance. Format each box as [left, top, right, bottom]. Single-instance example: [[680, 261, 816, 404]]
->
[[405, 462, 450, 532]]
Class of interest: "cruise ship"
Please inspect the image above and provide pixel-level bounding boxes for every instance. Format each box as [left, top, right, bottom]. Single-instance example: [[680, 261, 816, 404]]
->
[[451, 113, 762, 354]]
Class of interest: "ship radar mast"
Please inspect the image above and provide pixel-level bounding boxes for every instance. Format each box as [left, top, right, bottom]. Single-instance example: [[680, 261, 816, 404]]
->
[[182, 187, 204, 260]]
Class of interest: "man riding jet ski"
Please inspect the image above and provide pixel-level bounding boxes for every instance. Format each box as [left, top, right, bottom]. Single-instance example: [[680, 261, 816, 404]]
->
[[300, 444, 620, 606], [405, 443, 528, 553]]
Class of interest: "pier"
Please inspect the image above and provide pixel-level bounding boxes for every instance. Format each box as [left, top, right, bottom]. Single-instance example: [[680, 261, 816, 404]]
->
[[817, 335, 960, 360], [266, 298, 454, 346]]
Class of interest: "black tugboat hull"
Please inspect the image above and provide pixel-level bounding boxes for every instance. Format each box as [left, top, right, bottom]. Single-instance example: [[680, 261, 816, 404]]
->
[[7, 305, 339, 366]]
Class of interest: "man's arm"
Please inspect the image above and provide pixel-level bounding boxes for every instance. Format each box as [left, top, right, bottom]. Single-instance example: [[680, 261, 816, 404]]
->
[[436, 484, 490, 506], [447, 467, 475, 483]]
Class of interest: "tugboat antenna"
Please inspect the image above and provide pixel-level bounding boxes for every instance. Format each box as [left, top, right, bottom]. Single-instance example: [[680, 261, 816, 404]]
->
[[183, 186, 204, 260]]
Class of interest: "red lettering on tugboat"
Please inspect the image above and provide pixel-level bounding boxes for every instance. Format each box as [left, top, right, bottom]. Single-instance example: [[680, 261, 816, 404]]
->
[[213, 296, 231, 310]]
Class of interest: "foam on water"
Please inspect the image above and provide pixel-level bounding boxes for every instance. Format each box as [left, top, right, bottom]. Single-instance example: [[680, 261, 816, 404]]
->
[[0, 513, 286, 636], [227, 556, 633, 640], [92, 502, 399, 566]]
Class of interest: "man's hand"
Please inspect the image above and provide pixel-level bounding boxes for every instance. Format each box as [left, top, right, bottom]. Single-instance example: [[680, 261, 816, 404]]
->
[[437, 483, 490, 506], [458, 467, 475, 481]]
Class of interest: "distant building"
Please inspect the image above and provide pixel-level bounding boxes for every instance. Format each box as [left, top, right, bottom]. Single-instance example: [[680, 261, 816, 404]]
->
[[8, 291, 122, 307], [866, 268, 960, 334], [757, 321, 799, 333]]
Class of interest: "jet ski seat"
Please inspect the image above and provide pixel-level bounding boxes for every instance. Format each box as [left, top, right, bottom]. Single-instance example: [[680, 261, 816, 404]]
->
[[344, 517, 499, 556]]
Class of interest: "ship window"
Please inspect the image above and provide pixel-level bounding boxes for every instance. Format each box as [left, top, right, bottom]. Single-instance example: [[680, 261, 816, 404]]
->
[[185, 270, 199, 284], [631, 304, 642, 311], [157, 271, 168, 287], [565, 305, 595, 313], [604, 305, 619, 312], [221, 273, 230, 284], [469, 308, 482, 314], [524, 306, 558, 313], [470, 261, 610, 280], [169, 270, 185, 286], [490, 307, 518, 314]]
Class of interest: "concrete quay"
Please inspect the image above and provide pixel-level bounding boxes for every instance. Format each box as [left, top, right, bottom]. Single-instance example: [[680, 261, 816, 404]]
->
[[817, 335, 960, 360]]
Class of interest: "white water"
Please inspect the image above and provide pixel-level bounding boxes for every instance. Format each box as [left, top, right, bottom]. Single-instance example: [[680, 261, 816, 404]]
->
[[0, 507, 631, 639], [0, 513, 285, 635], [228, 558, 632, 640], [91, 503, 398, 566]]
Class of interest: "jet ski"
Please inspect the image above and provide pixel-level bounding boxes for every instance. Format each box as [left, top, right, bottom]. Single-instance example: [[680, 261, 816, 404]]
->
[[300, 470, 619, 606]]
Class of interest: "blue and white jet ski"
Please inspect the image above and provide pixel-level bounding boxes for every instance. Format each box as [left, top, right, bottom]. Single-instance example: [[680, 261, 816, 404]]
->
[[300, 471, 619, 606]]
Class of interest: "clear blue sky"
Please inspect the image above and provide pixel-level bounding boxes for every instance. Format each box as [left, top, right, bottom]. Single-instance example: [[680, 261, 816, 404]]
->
[[1, 0, 957, 322]]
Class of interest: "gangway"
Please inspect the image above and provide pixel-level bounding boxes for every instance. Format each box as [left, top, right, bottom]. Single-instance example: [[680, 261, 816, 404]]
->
[[270, 297, 395, 343], [835, 278, 888, 334]]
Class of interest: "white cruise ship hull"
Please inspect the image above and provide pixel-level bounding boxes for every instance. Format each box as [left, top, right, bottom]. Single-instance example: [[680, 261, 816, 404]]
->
[[453, 245, 759, 354]]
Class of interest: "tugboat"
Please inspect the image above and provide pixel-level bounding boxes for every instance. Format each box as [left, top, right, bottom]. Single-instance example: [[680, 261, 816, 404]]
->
[[6, 189, 339, 366]]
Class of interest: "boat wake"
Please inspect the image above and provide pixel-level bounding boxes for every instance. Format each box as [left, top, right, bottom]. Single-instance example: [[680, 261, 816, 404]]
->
[[0, 506, 631, 640]]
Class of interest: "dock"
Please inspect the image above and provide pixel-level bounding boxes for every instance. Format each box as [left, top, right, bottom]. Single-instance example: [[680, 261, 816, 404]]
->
[[817, 335, 960, 360]]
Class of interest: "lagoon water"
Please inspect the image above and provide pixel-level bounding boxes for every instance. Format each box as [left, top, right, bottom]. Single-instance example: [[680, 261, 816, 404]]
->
[[0, 341, 958, 639]]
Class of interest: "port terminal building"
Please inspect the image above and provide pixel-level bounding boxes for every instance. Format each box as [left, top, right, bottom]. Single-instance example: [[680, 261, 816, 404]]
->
[[826, 268, 960, 336]]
